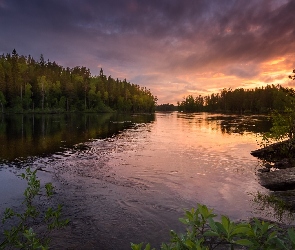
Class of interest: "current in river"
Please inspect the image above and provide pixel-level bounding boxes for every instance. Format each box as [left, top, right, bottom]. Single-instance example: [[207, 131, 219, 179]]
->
[[0, 112, 280, 249]]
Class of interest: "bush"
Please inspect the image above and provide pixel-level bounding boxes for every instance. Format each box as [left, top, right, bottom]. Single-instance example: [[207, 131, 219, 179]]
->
[[0, 168, 69, 249], [131, 204, 295, 250]]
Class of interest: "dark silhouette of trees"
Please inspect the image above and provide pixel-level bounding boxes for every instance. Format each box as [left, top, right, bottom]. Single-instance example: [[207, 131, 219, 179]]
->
[[289, 69, 295, 80], [0, 50, 157, 113], [178, 84, 295, 113], [156, 103, 177, 111]]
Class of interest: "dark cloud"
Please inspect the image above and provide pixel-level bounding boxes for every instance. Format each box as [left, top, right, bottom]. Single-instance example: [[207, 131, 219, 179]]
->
[[167, 0, 295, 74], [0, 0, 294, 103], [224, 64, 261, 79]]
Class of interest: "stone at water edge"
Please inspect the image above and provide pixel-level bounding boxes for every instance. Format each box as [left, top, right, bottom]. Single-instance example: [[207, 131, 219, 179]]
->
[[258, 167, 295, 191]]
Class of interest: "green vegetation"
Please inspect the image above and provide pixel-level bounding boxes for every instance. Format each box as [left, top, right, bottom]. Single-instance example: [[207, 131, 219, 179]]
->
[[0, 168, 69, 249], [259, 108, 295, 154], [250, 191, 294, 223], [0, 49, 157, 113], [178, 84, 294, 113], [132, 204, 295, 250], [289, 70, 295, 81], [256, 79, 295, 157]]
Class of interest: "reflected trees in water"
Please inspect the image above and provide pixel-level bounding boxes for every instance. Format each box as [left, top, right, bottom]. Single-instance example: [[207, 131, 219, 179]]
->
[[0, 113, 155, 162]]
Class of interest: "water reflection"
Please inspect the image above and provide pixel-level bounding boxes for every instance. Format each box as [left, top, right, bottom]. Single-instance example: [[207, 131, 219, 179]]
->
[[108, 112, 271, 219], [0, 112, 282, 249], [0, 113, 155, 163], [176, 113, 272, 135]]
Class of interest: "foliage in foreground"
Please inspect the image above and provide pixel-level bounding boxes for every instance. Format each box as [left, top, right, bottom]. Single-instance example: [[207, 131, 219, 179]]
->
[[131, 204, 295, 250], [0, 168, 69, 249], [250, 191, 294, 224]]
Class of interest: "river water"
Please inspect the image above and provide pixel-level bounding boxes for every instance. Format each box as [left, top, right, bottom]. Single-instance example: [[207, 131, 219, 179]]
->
[[0, 112, 282, 249]]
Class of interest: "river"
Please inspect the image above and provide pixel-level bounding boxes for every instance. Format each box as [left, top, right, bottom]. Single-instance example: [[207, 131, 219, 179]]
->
[[0, 112, 284, 249]]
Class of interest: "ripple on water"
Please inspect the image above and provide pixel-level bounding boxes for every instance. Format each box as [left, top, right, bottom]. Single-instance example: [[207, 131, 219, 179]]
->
[[0, 113, 276, 249]]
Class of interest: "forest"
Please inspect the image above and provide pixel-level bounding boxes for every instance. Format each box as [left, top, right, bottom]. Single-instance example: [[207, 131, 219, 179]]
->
[[177, 84, 295, 113], [0, 49, 157, 113]]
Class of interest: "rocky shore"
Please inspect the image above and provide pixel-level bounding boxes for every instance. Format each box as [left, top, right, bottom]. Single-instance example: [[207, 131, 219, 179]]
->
[[251, 140, 295, 210]]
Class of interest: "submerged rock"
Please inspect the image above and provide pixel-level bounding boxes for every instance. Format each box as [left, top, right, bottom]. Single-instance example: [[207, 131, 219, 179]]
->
[[258, 167, 295, 191]]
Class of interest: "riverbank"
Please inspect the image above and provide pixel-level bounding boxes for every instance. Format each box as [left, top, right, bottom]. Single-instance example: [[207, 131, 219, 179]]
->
[[251, 140, 295, 211]]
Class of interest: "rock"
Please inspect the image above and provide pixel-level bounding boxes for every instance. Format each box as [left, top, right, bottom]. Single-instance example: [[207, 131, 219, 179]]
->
[[252, 140, 295, 210], [251, 140, 295, 162], [274, 159, 294, 169], [264, 163, 273, 169], [251, 146, 276, 158], [258, 167, 295, 191], [257, 168, 270, 173]]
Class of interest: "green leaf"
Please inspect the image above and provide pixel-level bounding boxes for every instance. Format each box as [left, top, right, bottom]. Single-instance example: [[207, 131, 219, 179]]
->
[[231, 225, 251, 236], [234, 239, 254, 246], [203, 231, 219, 237], [271, 237, 287, 249], [45, 183, 54, 196], [215, 222, 227, 235], [288, 228, 295, 244], [184, 239, 195, 248], [208, 217, 217, 232], [261, 221, 273, 234], [185, 210, 194, 221], [179, 218, 189, 225], [131, 242, 143, 250], [221, 216, 230, 232], [267, 231, 277, 241]]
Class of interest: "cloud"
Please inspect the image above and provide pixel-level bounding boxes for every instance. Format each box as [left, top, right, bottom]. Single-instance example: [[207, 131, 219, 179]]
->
[[0, 0, 295, 104], [224, 64, 261, 79]]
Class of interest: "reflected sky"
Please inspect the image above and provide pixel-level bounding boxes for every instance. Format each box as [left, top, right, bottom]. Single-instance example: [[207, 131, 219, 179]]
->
[[102, 112, 272, 220], [0, 112, 280, 249]]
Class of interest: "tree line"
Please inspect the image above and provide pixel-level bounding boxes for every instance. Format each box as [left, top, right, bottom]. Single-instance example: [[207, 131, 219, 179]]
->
[[0, 49, 157, 113], [177, 84, 295, 113], [155, 103, 178, 111]]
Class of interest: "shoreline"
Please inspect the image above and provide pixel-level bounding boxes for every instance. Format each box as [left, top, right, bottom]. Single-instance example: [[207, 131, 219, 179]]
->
[[251, 140, 295, 211]]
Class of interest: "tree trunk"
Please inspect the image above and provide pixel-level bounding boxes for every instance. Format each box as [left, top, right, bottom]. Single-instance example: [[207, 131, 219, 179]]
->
[[84, 89, 87, 110], [42, 81, 44, 110]]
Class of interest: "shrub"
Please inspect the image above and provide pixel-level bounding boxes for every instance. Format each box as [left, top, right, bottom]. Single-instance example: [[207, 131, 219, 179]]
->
[[0, 167, 69, 249], [131, 204, 295, 250]]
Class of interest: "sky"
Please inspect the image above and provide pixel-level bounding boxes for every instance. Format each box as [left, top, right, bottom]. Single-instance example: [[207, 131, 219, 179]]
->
[[0, 0, 295, 104]]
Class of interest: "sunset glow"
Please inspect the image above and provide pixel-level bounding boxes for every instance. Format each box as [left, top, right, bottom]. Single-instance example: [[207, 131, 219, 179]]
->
[[0, 0, 294, 104]]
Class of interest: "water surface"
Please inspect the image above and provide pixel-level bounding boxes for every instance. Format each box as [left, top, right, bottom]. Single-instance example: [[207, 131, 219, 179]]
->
[[0, 112, 278, 249]]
